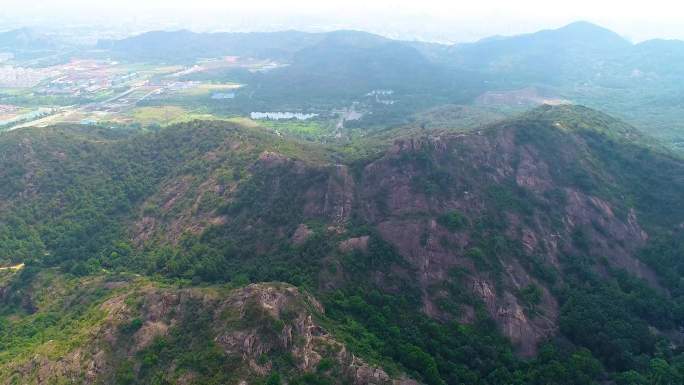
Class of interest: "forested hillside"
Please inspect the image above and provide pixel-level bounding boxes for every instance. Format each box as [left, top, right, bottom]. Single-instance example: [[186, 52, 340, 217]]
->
[[1, 105, 683, 384]]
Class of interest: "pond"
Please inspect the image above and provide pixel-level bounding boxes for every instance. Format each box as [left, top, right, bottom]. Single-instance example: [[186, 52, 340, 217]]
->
[[250, 112, 318, 120]]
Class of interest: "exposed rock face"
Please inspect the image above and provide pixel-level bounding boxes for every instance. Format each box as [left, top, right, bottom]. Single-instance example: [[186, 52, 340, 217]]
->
[[292, 223, 314, 245], [352, 133, 556, 354], [132, 174, 231, 246], [2, 282, 411, 385], [339, 236, 370, 253], [515, 145, 553, 192], [346, 126, 652, 355], [122, 115, 659, 357], [258, 151, 290, 166], [323, 165, 356, 224]]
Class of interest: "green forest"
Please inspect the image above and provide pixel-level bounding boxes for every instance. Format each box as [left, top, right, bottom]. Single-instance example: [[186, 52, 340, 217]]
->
[[0, 104, 683, 384]]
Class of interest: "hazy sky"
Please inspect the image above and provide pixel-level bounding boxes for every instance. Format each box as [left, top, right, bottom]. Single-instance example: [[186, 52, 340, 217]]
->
[[3, 0, 683, 42]]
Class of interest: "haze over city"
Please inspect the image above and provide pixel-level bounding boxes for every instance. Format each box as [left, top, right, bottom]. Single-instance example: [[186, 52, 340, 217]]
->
[[2, 0, 683, 43]]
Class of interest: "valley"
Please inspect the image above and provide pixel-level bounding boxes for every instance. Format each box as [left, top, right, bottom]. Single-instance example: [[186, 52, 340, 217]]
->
[[3, 22, 684, 150]]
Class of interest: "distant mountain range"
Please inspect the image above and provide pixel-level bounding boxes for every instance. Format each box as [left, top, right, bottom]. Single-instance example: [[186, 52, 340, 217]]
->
[[3, 22, 684, 145], [10, 22, 684, 92], [95, 22, 684, 144], [97, 21, 684, 80], [96, 29, 324, 62]]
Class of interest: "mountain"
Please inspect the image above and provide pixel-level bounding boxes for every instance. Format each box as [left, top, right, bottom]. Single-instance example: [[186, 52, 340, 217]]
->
[[2, 105, 684, 383], [88, 22, 684, 94], [0, 274, 413, 385], [97, 29, 442, 64], [236, 30, 478, 108], [97, 22, 684, 146], [448, 21, 632, 85], [629, 39, 684, 76], [97, 30, 327, 63], [100, 29, 479, 118], [433, 21, 684, 145], [0, 28, 57, 52], [443, 21, 684, 88]]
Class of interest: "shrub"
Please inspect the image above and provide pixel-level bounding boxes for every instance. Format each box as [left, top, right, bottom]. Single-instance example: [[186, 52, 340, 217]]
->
[[437, 211, 466, 231]]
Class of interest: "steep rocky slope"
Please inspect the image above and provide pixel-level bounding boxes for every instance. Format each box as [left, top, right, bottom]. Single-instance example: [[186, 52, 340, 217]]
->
[[130, 106, 682, 356], [1, 105, 684, 383], [0, 270, 413, 385]]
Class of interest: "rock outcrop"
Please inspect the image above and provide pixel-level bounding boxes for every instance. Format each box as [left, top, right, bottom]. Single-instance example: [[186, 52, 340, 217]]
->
[[1, 280, 413, 385]]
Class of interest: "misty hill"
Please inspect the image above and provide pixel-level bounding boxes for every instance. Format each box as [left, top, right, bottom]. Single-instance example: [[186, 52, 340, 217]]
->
[[109, 29, 484, 122], [442, 20, 684, 91], [99, 29, 477, 113], [447, 21, 632, 84], [628, 38, 684, 76], [235, 30, 481, 109], [94, 22, 684, 84], [97, 29, 328, 62], [0, 28, 57, 53], [2, 106, 684, 383], [441, 22, 684, 146], [97, 22, 684, 146]]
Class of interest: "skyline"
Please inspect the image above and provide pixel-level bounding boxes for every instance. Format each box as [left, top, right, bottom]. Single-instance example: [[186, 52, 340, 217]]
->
[[1, 0, 684, 43]]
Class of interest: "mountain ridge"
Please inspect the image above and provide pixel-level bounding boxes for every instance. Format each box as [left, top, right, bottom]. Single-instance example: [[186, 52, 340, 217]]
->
[[2, 105, 684, 383]]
